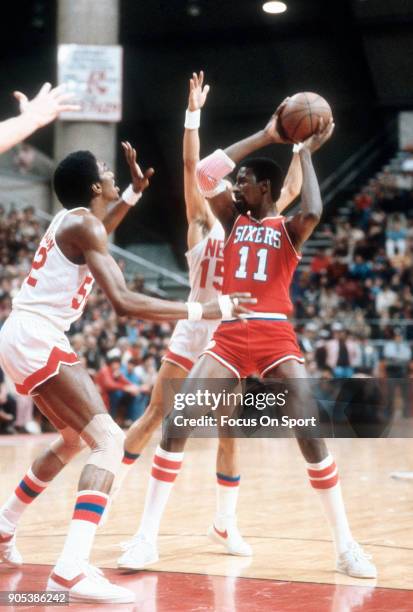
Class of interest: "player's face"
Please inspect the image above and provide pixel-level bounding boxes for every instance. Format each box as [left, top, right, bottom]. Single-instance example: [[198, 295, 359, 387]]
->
[[233, 167, 264, 212], [97, 161, 120, 202]]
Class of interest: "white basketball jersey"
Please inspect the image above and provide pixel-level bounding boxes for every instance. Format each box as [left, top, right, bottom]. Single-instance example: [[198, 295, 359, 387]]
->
[[186, 220, 225, 302], [13, 207, 94, 332]]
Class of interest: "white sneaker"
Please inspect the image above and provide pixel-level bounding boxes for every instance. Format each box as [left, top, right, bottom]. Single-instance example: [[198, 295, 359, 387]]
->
[[207, 522, 252, 557], [117, 534, 159, 570], [390, 471, 413, 481], [47, 561, 135, 603], [0, 515, 22, 567], [336, 541, 377, 579]]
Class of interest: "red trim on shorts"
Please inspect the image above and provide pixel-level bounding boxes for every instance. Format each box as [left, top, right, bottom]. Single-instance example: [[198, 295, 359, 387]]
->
[[203, 350, 241, 379], [15, 347, 80, 396], [163, 350, 194, 373], [260, 354, 305, 377]]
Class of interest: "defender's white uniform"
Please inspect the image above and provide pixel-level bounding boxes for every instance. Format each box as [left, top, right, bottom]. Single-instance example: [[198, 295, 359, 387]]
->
[[0, 208, 94, 395], [164, 221, 225, 371]]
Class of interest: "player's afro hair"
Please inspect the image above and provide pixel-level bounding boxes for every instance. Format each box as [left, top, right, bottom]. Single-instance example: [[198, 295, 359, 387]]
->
[[53, 150, 100, 208], [242, 157, 283, 201]]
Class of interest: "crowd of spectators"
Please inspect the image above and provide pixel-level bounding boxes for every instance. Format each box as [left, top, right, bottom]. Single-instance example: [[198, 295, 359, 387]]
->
[[1, 152, 413, 434], [294, 152, 413, 374]]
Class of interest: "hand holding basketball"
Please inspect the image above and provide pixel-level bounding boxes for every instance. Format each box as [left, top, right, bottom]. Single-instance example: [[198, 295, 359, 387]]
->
[[302, 117, 335, 153], [277, 92, 333, 143], [264, 97, 291, 144]]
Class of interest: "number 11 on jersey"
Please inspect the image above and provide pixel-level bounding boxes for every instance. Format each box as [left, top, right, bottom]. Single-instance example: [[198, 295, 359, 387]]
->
[[235, 246, 268, 281]]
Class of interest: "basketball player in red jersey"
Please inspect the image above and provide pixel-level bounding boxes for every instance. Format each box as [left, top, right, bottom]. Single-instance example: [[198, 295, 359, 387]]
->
[[120, 109, 377, 578], [116, 72, 302, 569], [0, 141, 251, 603]]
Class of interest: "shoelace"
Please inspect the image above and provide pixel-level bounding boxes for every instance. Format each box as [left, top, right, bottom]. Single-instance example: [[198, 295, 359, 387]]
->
[[346, 543, 372, 562], [120, 535, 143, 551], [82, 563, 110, 584]]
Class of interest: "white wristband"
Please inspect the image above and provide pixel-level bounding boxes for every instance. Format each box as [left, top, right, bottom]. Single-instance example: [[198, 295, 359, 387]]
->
[[185, 109, 201, 129], [122, 184, 142, 206], [218, 295, 234, 320], [293, 143, 304, 153], [186, 301, 203, 321]]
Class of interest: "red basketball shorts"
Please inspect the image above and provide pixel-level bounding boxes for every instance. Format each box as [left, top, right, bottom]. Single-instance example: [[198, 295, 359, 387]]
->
[[203, 318, 304, 379]]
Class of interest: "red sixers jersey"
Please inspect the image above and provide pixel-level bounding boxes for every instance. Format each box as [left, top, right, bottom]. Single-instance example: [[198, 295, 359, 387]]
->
[[223, 214, 301, 315]]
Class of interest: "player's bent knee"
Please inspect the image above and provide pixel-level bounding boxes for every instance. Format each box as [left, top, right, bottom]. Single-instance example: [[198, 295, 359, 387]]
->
[[81, 413, 125, 476], [49, 427, 86, 464]]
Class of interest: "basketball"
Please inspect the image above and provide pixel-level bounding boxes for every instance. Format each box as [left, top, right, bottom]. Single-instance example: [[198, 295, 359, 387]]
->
[[278, 92, 332, 143]]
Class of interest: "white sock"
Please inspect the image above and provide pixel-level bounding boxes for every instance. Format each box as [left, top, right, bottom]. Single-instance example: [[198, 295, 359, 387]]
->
[[137, 446, 183, 543], [0, 467, 48, 528], [307, 454, 353, 555], [215, 472, 240, 530], [56, 490, 108, 577]]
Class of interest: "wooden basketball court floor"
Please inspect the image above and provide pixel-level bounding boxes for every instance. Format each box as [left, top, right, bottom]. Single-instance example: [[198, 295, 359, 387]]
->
[[0, 434, 412, 611]]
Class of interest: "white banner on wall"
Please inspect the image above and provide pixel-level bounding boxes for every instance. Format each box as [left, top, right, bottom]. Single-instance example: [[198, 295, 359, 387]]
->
[[57, 44, 122, 122]]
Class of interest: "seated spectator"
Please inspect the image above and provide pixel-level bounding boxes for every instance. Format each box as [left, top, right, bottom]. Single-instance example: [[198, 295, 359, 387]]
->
[[375, 283, 397, 318], [383, 328, 411, 418], [310, 249, 331, 278], [386, 215, 407, 258], [349, 255, 372, 280], [354, 334, 379, 376], [325, 325, 361, 378], [95, 355, 140, 423], [120, 358, 149, 427]]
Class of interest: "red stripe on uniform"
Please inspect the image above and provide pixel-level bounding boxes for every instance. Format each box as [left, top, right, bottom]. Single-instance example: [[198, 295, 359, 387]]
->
[[307, 462, 336, 479], [217, 478, 239, 487], [153, 455, 182, 471], [151, 467, 177, 482], [23, 476, 45, 494], [76, 495, 108, 507], [73, 509, 102, 524], [122, 456, 135, 465], [310, 473, 339, 489], [15, 347, 79, 396], [14, 487, 33, 505], [163, 350, 194, 372], [50, 572, 86, 589]]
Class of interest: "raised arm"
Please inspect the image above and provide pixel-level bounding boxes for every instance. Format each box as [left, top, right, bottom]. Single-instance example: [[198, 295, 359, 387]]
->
[[276, 151, 302, 214], [183, 71, 216, 249], [285, 119, 334, 251], [102, 141, 154, 235], [75, 215, 254, 321], [0, 83, 79, 154], [196, 100, 290, 232]]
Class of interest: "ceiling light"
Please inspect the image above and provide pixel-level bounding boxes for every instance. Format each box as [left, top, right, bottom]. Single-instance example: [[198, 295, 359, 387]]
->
[[263, 2, 287, 14]]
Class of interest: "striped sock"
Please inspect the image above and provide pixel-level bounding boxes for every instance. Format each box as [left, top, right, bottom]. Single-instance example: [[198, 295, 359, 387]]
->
[[122, 450, 141, 465], [307, 454, 353, 554], [138, 445, 183, 543], [0, 468, 49, 527], [58, 490, 108, 569], [215, 473, 240, 530]]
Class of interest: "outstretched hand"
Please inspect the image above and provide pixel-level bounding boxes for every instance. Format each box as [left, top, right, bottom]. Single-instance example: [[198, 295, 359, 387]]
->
[[14, 82, 80, 128], [302, 117, 335, 154], [188, 70, 210, 112], [122, 141, 155, 194]]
